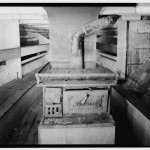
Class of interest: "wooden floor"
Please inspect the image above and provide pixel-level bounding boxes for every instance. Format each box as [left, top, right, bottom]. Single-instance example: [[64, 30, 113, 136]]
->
[[6, 94, 43, 145]]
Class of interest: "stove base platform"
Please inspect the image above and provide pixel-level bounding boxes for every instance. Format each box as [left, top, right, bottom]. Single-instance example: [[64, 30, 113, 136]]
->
[[38, 113, 115, 144]]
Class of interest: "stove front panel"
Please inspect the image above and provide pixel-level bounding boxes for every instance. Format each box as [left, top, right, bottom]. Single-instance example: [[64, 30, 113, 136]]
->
[[63, 89, 108, 114]]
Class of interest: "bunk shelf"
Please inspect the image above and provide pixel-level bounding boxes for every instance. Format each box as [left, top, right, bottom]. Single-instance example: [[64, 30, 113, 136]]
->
[[21, 52, 47, 65], [21, 44, 49, 57], [97, 50, 117, 61], [19, 23, 50, 76]]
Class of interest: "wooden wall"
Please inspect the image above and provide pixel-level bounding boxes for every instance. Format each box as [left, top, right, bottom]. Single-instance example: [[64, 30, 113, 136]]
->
[[127, 20, 150, 75]]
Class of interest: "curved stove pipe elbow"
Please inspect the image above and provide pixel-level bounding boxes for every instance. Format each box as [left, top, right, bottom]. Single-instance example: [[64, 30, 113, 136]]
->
[[69, 16, 118, 69]]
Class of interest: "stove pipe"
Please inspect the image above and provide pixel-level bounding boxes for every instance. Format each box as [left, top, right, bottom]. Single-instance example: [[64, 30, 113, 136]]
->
[[69, 16, 118, 69]]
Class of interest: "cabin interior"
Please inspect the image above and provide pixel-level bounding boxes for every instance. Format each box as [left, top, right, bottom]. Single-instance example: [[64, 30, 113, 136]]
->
[[1, 4, 150, 146]]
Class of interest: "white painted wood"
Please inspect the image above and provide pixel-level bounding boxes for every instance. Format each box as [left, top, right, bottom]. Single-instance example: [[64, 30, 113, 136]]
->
[[22, 57, 48, 75], [20, 19, 49, 25], [6, 58, 22, 79], [21, 44, 49, 57], [0, 20, 20, 49], [21, 52, 47, 65], [0, 14, 47, 20], [100, 7, 135, 15], [121, 14, 141, 20], [0, 47, 20, 62], [0, 57, 22, 86], [117, 20, 128, 78], [136, 5, 150, 15]]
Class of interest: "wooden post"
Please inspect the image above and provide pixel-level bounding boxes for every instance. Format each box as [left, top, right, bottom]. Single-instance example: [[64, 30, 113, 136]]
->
[[117, 20, 128, 79]]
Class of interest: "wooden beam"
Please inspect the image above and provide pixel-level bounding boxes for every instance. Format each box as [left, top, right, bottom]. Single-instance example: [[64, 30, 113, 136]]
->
[[19, 19, 49, 25], [20, 27, 49, 33], [117, 20, 128, 78], [97, 51, 117, 61], [100, 7, 135, 15], [0, 47, 20, 62], [21, 44, 49, 57], [21, 52, 47, 65], [121, 14, 141, 20], [22, 57, 48, 75]]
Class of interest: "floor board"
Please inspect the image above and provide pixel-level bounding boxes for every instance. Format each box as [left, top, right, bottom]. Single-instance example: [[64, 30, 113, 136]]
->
[[6, 94, 43, 145]]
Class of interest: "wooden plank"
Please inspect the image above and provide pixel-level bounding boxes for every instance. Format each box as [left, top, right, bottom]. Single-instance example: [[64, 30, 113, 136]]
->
[[24, 98, 43, 144], [97, 51, 117, 61], [20, 27, 49, 33], [21, 44, 49, 57], [121, 14, 141, 20], [20, 19, 49, 25], [0, 81, 42, 144], [127, 64, 140, 76], [117, 20, 128, 78], [97, 55, 117, 72], [128, 49, 150, 64], [21, 52, 47, 65], [96, 43, 117, 55], [0, 14, 47, 20], [131, 33, 150, 49], [100, 7, 135, 15], [129, 20, 150, 33], [0, 47, 20, 61], [0, 73, 36, 105], [6, 93, 43, 144], [22, 56, 48, 75]]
